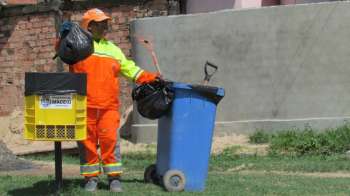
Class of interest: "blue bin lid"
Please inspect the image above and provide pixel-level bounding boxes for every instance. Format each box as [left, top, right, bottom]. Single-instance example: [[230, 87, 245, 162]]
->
[[172, 82, 225, 105]]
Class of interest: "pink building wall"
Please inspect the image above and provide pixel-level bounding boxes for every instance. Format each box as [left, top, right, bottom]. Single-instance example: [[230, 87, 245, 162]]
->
[[185, 0, 280, 13], [186, 0, 234, 13], [269, 0, 338, 5], [262, 0, 280, 6], [281, 0, 296, 4], [186, 0, 263, 13], [185, 0, 337, 14], [234, 0, 262, 8]]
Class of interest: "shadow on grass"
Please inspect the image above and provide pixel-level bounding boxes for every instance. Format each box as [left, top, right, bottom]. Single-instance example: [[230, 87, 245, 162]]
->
[[94, 178, 146, 190], [121, 178, 144, 183], [7, 178, 84, 196], [6, 177, 149, 195]]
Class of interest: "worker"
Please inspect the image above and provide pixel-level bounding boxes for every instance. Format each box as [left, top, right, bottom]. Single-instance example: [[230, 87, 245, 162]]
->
[[69, 8, 159, 192]]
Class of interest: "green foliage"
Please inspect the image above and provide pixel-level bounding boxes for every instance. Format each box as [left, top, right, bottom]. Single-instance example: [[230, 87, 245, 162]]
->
[[266, 125, 350, 156], [249, 130, 271, 144]]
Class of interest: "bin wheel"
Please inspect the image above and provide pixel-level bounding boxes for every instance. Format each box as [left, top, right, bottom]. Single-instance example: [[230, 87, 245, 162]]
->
[[163, 170, 186, 192], [144, 164, 158, 184]]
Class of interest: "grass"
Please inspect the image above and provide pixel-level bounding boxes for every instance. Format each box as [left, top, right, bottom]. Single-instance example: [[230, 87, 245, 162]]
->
[[22, 151, 156, 170], [5, 129, 350, 195], [249, 125, 350, 156], [4, 147, 350, 195], [210, 146, 350, 173], [22, 152, 80, 165], [2, 170, 350, 195], [23, 147, 350, 173]]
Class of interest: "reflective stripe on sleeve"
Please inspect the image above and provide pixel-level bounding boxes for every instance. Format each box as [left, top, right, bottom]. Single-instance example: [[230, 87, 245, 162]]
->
[[132, 69, 143, 82]]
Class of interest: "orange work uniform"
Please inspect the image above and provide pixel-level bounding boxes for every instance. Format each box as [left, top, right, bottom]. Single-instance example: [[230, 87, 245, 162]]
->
[[70, 38, 157, 177]]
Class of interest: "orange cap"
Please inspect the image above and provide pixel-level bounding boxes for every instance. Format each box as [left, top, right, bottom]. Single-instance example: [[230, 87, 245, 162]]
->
[[81, 8, 111, 30]]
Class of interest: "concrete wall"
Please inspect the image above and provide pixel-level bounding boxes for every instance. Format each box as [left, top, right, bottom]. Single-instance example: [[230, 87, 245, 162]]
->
[[130, 1, 350, 143]]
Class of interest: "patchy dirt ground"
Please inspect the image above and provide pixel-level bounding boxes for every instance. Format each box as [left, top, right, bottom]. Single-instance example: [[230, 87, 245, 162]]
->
[[0, 134, 268, 176], [4, 161, 350, 179], [0, 140, 33, 171], [0, 108, 347, 179], [0, 108, 268, 176], [0, 160, 79, 177], [2, 134, 350, 179], [119, 133, 268, 155], [119, 133, 269, 156], [211, 134, 268, 155], [0, 108, 268, 155], [0, 107, 134, 155], [238, 170, 350, 178]]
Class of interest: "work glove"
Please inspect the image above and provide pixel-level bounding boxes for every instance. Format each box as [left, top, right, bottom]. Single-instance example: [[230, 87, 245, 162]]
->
[[136, 70, 160, 85]]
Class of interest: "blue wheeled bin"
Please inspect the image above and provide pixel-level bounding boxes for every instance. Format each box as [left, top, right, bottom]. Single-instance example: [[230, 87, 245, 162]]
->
[[144, 82, 224, 192]]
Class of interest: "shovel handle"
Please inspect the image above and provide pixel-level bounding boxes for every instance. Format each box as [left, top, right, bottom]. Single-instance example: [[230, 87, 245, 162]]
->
[[134, 35, 162, 75], [204, 61, 218, 83]]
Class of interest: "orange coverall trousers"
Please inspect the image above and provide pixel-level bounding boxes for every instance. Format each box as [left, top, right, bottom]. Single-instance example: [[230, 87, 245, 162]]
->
[[78, 108, 122, 177]]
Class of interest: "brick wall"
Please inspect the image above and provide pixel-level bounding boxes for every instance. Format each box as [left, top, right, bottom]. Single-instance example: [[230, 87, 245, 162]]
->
[[0, 12, 57, 115], [0, 0, 169, 116]]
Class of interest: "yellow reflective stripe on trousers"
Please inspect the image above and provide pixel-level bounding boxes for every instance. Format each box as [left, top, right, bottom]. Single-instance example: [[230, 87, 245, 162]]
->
[[103, 163, 123, 174], [81, 170, 101, 175], [80, 163, 101, 175], [108, 171, 123, 175], [104, 163, 122, 167]]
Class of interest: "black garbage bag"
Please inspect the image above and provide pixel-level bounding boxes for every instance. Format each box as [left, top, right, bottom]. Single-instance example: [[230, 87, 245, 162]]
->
[[56, 21, 93, 65], [132, 79, 174, 120]]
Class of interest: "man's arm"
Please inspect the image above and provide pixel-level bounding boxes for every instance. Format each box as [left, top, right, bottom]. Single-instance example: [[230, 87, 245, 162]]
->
[[117, 47, 158, 84]]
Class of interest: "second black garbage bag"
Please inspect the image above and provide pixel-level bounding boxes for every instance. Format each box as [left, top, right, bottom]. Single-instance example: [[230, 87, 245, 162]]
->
[[132, 79, 174, 120]]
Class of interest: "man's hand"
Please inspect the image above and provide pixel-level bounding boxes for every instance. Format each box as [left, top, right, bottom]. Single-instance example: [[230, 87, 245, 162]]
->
[[136, 71, 159, 84]]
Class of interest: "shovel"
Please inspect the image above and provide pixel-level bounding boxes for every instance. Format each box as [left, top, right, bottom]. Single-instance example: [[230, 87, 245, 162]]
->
[[134, 35, 162, 76], [202, 61, 218, 85]]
